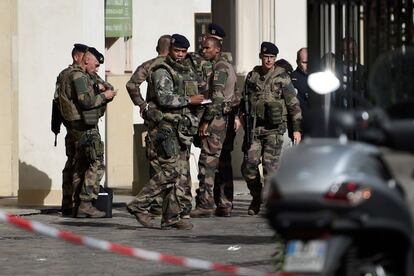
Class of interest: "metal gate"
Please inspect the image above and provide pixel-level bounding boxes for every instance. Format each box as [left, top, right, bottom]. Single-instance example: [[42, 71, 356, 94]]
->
[[307, 0, 414, 110]]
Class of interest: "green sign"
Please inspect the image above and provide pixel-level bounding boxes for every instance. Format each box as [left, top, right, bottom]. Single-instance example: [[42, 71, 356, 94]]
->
[[105, 0, 132, 37]]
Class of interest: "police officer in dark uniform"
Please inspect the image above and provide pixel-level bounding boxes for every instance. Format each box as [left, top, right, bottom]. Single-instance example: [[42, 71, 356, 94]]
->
[[291, 48, 310, 118], [291, 47, 310, 135]]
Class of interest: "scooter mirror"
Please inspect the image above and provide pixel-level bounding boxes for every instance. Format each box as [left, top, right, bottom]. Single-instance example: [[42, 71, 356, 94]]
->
[[307, 71, 340, 95]]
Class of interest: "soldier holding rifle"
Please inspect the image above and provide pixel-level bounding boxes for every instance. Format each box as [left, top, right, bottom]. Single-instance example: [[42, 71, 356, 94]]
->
[[241, 42, 302, 215]]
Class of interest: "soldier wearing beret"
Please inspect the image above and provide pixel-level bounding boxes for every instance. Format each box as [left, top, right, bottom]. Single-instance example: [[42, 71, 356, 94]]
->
[[188, 22, 227, 91], [53, 44, 114, 217], [53, 43, 88, 216], [209, 28, 239, 215], [127, 34, 204, 230], [187, 24, 239, 216], [55, 47, 117, 217], [191, 36, 241, 218], [241, 42, 302, 215]]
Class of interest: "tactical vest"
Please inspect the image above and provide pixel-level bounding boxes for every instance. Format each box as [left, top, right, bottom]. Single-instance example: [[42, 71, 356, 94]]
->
[[187, 52, 205, 78], [89, 73, 108, 119], [149, 56, 199, 107], [186, 52, 212, 95], [212, 57, 240, 113], [149, 56, 200, 145], [145, 56, 167, 103], [221, 52, 233, 64], [71, 67, 102, 126], [246, 66, 288, 125], [188, 52, 234, 97], [55, 65, 82, 122]]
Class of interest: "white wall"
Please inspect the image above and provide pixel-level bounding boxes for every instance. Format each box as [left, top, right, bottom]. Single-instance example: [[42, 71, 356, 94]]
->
[[234, 0, 307, 74], [235, 0, 261, 74], [0, 0, 18, 196], [18, 0, 105, 199], [275, 0, 307, 67], [132, 0, 211, 124]]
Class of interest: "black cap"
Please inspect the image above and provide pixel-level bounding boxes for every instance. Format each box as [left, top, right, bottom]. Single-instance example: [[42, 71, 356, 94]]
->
[[73, 43, 89, 53], [97, 52, 104, 64], [260, 42, 279, 56], [171, 34, 190, 49], [87, 47, 105, 64], [208, 23, 226, 39]]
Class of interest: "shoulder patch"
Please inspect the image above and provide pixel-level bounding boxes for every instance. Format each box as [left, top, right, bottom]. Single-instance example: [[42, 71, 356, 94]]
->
[[213, 69, 227, 86], [73, 75, 89, 94]]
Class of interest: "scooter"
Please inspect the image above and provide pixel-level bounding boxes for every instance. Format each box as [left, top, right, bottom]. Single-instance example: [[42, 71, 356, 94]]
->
[[265, 49, 414, 276]]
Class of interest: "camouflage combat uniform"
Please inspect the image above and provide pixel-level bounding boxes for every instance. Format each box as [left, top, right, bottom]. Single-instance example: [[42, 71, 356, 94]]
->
[[196, 54, 239, 212], [188, 51, 213, 95], [56, 64, 109, 211], [126, 56, 166, 213], [126, 56, 166, 110], [127, 55, 196, 216], [127, 56, 200, 228], [54, 64, 76, 215], [188, 52, 238, 211], [241, 65, 302, 209], [212, 53, 238, 209], [55, 65, 112, 214]]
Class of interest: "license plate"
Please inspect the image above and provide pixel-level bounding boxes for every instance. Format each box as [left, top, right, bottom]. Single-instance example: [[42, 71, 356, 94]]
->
[[283, 240, 327, 273]]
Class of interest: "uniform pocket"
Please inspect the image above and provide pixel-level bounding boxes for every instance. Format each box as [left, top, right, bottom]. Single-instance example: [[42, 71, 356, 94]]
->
[[156, 127, 179, 158]]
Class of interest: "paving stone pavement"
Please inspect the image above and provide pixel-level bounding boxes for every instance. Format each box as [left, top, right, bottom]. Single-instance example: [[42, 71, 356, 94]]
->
[[0, 150, 412, 275], [0, 181, 278, 276]]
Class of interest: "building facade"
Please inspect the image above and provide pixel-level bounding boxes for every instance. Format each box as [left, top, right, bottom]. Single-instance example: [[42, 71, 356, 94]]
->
[[0, 0, 306, 205]]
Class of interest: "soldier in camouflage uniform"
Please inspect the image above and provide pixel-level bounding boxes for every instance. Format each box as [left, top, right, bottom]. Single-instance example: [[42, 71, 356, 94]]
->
[[187, 23, 226, 91], [56, 47, 117, 218], [127, 34, 204, 230], [188, 24, 239, 214], [126, 35, 171, 115], [126, 35, 171, 215], [126, 35, 194, 218], [54, 44, 114, 217], [191, 36, 241, 218], [241, 42, 302, 215], [54, 44, 88, 216]]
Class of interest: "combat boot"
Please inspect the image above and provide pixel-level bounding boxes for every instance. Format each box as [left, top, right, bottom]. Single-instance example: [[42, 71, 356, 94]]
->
[[215, 206, 232, 217], [162, 219, 193, 230], [247, 197, 261, 216], [135, 213, 157, 228], [190, 207, 214, 218], [77, 201, 106, 218], [127, 207, 156, 228]]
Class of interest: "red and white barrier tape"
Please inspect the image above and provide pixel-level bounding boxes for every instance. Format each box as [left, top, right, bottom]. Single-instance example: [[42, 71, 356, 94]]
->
[[0, 210, 298, 276]]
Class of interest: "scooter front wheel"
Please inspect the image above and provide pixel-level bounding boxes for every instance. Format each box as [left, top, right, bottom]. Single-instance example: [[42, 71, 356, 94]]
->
[[336, 242, 402, 276], [357, 264, 388, 276]]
